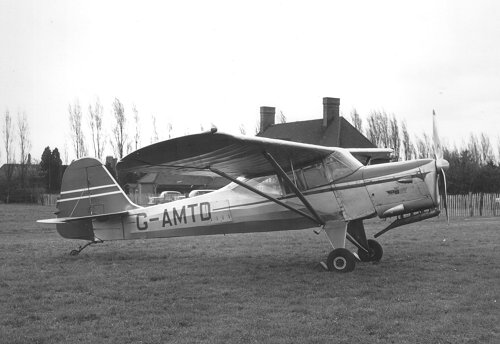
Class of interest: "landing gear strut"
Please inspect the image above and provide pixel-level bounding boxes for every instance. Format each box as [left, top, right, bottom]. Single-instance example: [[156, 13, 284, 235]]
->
[[69, 239, 103, 256], [358, 239, 383, 262]]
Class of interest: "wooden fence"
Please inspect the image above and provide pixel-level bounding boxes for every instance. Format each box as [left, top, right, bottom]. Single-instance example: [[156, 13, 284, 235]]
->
[[39, 194, 59, 206], [442, 193, 500, 217]]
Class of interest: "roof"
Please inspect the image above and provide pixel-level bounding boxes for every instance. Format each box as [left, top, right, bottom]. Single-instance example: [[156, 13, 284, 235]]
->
[[257, 117, 375, 149]]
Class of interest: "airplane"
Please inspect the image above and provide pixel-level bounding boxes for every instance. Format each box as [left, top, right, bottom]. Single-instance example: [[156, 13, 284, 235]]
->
[[38, 126, 449, 273]]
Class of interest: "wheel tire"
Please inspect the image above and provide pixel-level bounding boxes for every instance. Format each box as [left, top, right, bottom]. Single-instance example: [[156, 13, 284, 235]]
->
[[358, 239, 383, 262], [326, 248, 356, 272], [70, 250, 80, 256]]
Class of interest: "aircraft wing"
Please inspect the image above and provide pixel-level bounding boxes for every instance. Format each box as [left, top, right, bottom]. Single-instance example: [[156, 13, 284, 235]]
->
[[117, 131, 341, 178]]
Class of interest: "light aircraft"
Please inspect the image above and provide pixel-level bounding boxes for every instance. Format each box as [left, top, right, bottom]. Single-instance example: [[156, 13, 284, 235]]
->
[[38, 125, 449, 273]]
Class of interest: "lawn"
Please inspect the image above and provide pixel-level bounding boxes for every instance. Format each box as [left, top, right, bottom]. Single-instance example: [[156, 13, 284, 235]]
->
[[0, 204, 498, 343]]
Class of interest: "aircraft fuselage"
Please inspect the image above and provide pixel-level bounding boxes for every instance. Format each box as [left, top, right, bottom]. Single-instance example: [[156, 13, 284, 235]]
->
[[91, 158, 440, 242]]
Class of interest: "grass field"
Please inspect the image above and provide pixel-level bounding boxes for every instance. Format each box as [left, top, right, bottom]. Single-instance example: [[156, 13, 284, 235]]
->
[[1, 204, 499, 344]]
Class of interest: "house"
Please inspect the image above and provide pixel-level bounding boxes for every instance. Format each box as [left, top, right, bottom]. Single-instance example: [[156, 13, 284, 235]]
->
[[257, 97, 376, 149]]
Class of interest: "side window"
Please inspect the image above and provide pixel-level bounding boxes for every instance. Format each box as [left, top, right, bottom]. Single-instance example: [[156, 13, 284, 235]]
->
[[302, 163, 328, 189], [283, 163, 327, 193], [286, 170, 306, 192], [251, 175, 283, 197]]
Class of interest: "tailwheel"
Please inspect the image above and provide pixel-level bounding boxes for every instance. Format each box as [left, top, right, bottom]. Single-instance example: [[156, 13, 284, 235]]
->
[[326, 248, 356, 272], [358, 239, 383, 262], [68, 239, 103, 256]]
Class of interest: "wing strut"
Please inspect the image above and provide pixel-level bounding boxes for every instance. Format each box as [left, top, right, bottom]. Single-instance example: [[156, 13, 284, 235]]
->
[[209, 167, 323, 226], [262, 152, 325, 226]]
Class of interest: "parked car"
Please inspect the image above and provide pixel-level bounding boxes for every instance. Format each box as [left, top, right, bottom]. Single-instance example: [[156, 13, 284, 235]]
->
[[148, 191, 184, 205], [188, 189, 216, 198]]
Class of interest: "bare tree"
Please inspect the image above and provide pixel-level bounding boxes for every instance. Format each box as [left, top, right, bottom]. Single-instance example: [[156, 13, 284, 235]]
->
[[63, 140, 69, 165], [467, 134, 481, 165], [254, 119, 260, 135], [366, 110, 390, 148], [497, 135, 500, 164], [17, 112, 31, 187], [239, 123, 247, 135], [278, 110, 287, 124], [88, 98, 105, 160], [132, 104, 140, 150], [389, 115, 400, 160], [69, 99, 87, 159], [479, 132, 494, 164], [110, 98, 129, 159], [151, 115, 159, 144], [415, 133, 432, 159], [2, 110, 15, 202], [167, 122, 173, 139], [3, 109, 14, 164], [350, 109, 363, 133], [401, 120, 414, 160]]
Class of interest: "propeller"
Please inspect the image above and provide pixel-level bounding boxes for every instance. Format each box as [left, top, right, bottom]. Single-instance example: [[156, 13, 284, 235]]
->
[[433, 110, 449, 223]]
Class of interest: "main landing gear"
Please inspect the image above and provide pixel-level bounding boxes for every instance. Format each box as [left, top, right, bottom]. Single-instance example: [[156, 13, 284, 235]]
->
[[326, 248, 356, 272], [323, 239, 383, 272], [321, 220, 383, 272], [357, 239, 383, 262], [69, 239, 103, 256]]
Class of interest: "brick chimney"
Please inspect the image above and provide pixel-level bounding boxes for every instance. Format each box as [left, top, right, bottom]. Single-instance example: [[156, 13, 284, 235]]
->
[[260, 106, 275, 133], [323, 97, 340, 128]]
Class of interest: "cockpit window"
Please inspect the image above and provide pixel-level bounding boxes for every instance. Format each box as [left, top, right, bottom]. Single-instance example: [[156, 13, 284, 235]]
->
[[302, 162, 328, 189], [231, 150, 361, 196]]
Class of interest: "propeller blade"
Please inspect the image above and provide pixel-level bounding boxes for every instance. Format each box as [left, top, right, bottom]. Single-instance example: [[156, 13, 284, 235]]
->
[[433, 110, 443, 160], [440, 168, 449, 224]]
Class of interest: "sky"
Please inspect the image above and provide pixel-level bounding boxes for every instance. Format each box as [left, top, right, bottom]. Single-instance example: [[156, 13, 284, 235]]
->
[[1, 0, 499, 164]]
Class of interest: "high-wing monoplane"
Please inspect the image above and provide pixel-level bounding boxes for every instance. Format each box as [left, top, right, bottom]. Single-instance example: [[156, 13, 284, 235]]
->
[[38, 128, 449, 272]]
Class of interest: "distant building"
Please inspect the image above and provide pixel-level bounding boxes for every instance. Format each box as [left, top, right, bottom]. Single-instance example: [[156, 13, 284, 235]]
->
[[257, 97, 375, 149], [128, 171, 228, 205]]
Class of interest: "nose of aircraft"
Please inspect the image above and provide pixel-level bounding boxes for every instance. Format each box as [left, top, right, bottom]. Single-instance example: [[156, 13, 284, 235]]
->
[[436, 158, 450, 171]]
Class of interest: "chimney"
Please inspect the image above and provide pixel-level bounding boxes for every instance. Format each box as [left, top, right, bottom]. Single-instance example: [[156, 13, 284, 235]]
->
[[260, 106, 275, 133], [323, 97, 340, 128]]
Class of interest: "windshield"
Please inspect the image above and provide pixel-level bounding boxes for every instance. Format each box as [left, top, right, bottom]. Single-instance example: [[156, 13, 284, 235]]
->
[[324, 149, 363, 181]]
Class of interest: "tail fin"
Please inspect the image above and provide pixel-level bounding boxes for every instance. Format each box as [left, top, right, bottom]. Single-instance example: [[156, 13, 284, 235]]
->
[[39, 158, 139, 240], [57, 157, 138, 218]]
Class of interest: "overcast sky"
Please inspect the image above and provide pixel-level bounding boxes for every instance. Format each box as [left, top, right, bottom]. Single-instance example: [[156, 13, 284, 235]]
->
[[1, 0, 499, 164]]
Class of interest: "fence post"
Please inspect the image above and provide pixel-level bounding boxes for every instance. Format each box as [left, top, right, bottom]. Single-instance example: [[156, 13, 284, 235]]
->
[[468, 192, 473, 217]]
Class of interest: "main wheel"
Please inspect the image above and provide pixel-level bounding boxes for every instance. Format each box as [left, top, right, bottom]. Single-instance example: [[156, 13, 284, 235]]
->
[[326, 248, 356, 272], [358, 239, 383, 262]]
